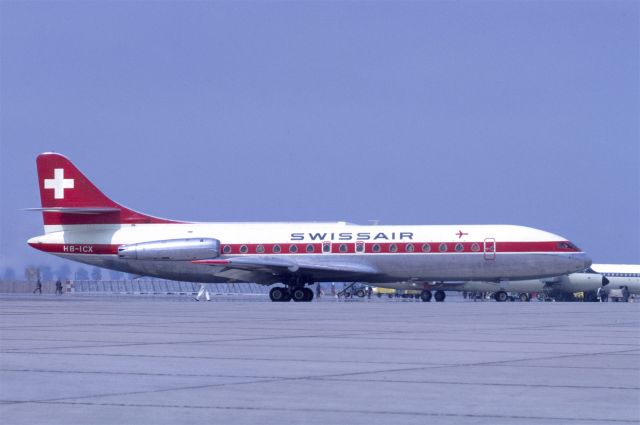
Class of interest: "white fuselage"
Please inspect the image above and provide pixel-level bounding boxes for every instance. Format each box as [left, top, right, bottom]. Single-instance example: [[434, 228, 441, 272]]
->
[[29, 222, 590, 284]]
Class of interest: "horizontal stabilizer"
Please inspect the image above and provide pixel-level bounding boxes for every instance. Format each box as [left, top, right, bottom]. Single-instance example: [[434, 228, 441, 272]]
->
[[25, 207, 121, 215]]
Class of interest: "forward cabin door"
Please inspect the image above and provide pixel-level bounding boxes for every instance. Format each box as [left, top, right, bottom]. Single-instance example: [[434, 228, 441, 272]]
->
[[484, 238, 496, 260]]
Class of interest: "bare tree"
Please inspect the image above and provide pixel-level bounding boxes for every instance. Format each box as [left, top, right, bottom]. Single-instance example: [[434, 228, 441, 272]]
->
[[91, 267, 103, 281], [75, 267, 89, 280]]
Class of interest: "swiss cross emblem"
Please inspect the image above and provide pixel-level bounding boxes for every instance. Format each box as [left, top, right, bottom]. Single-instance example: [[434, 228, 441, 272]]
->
[[44, 168, 74, 199]]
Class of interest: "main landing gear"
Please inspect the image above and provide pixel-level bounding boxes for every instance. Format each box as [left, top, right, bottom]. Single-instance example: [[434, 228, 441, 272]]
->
[[420, 290, 446, 302], [494, 291, 508, 302], [269, 286, 314, 302]]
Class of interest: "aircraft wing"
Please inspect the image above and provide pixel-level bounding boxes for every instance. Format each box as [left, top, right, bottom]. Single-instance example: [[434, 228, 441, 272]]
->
[[192, 257, 379, 285]]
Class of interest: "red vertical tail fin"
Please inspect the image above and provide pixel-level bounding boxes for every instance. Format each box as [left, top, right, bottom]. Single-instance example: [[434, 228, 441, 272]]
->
[[34, 153, 181, 227]]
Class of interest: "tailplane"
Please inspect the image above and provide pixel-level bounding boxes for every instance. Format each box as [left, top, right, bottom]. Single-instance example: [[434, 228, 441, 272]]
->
[[32, 152, 181, 229]]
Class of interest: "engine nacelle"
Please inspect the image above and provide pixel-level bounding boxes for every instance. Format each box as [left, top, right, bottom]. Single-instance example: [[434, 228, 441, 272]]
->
[[117, 238, 220, 261]]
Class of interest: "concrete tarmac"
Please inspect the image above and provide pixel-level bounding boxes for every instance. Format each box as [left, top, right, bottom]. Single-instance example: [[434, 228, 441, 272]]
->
[[1, 295, 638, 425]]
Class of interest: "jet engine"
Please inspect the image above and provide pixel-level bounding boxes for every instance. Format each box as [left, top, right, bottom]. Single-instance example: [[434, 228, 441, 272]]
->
[[117, 238, 220, 261]]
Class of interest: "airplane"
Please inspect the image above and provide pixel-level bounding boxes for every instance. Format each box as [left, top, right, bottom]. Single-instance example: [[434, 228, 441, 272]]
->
[[27, 152, 591, 302], [590, 264, 640, 295]]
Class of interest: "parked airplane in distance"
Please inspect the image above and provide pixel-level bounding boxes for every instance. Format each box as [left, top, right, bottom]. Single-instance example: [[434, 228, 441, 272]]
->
[[27, 153, 591, 302], [591, 264, 640, 295]]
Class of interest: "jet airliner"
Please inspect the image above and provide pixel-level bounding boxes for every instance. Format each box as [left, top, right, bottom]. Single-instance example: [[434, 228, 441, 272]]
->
[[28, 153, 591, 302]]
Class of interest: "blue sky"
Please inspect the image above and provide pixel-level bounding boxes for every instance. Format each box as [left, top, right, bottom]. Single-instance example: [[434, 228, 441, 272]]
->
[[1, 1, 638, 277]]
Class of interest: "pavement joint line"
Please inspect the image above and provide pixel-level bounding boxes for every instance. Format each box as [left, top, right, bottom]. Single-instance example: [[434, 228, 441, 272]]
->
[[3, 340, 630, 354], [2, 333, 637, 353], [2, 400, 637, 423], [0, 332, 373, 352], [2, 346, 638, 369], [2, 367, 638, 391]]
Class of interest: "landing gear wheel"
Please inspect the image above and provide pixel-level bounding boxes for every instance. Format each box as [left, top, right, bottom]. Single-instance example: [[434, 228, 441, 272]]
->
[[519, 293, 530, 302], [356, 289, 366, 298], [420, 290, 432, 302], [495, 291, 508, 302], [434, 290, 446, 302], [302, 287, 314, 302], [291, 287, 307, 302], [269, 287, 290, 302]]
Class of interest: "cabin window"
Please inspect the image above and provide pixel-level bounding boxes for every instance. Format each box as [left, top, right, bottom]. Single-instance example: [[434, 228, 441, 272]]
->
[[256, 245, 265, 254], [289, 245, 298, 253], [406, 243, 415, 253], [223, 245, 231, 254], [240, 245, 248, 254], [455, 243, 464, 252], [273, 245, 281, 253], [471, 243, 480, 252], [306, 244, 314, 253], [422, 243, 431, 252], [439, 243, 448, 252], [372, 244, 381, 253], [339, 244, 348, 253], [389, 244, 398, 253]]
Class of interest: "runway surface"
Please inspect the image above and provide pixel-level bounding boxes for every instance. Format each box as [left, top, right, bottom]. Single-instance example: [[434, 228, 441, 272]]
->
[[1, 296, 639, 425]]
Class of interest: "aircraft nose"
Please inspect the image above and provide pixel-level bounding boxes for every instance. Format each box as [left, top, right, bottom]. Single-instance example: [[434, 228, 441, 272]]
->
[[574, 252, 592, 272]]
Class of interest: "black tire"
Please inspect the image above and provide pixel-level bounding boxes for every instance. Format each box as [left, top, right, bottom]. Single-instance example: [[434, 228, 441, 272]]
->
[[495, 291, 508, 302], [519, 293, 530, 302], [434, 290, 446, 302], [269, 287, 288, 302], [420, 290, 432, 302], [291, 287, 307, 302], [356, 289, 366, 298], [302, 287, 314, 302]]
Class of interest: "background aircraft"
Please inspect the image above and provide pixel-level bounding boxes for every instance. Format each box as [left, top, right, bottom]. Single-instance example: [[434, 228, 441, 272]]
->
[[591, 264, 640, 295]]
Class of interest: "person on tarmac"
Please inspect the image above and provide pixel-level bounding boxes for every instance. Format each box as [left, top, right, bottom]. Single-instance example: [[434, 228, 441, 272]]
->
[[33, 278, 42, 294]]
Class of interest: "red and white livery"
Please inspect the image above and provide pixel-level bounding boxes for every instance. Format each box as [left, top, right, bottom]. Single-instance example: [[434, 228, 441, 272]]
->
[[28, 153, 591, 302]]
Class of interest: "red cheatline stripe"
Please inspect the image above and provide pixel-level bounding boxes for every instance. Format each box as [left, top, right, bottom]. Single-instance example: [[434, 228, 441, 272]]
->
[[28, 241, 581, 256]]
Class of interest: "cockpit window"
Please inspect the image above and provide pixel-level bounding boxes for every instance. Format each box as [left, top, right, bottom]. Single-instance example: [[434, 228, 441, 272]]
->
[[556, 241, 579, 251]]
